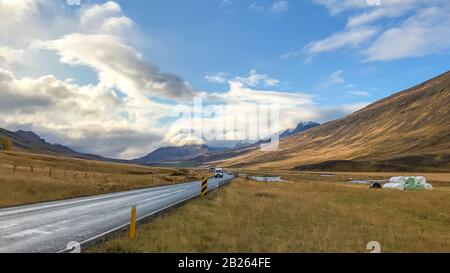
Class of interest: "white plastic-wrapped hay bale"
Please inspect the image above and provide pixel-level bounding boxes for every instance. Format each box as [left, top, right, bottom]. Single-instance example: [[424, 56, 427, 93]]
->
[[249, 176, 283, 182], [389, 176, 406, 185], [383, 183, 405, 190], [384, 176, 432, 191], [416, 177, 433, 190], [416, 176, 427, 185]]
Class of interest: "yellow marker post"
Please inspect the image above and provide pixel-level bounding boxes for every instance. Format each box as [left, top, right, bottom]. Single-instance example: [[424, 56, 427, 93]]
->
[[130, 205, 137, 240], [201, 177, 208, 196]]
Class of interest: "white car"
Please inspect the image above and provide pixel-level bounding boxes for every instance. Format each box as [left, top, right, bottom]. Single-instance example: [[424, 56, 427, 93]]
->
[[214, 168, 224, 178]]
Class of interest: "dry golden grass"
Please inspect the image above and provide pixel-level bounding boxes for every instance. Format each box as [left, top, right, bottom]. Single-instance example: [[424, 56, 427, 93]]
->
[[91, 175, 450, 253], [0, 150, 209, 208]]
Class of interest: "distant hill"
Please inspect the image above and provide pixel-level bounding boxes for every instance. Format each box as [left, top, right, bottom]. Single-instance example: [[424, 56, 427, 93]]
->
[[222, 71, 450, 172], [0, 128, 120, 162], [279, 121, 320, 139], [134, 121, 320, 166], [134, 144, 225, 166]]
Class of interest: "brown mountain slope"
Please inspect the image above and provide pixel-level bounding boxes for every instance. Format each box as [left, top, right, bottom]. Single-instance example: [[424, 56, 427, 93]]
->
[[0, 128, 124, 163], [222, 71, 450, 172]]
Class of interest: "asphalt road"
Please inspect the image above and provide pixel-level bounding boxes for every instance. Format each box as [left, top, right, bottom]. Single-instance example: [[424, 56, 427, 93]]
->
[[0, 174, 233, 253]]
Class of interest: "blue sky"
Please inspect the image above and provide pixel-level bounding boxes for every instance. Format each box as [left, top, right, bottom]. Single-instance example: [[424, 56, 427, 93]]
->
[[0, 0, 449, 158], [114, 0, 449, 105]]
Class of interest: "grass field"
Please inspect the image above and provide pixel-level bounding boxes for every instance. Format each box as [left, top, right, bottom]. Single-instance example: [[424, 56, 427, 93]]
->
[[91, 173, 450, 253], [0, 150, 208, 208]]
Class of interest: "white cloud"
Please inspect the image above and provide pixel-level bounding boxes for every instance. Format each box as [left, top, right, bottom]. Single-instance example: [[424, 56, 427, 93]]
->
[[233, 69, 279, 87], [219, 0, 233, 8], [270, 1, 289, 13], [0, 47, 24, 66], [250, 1, 289, 14], [346, 9, 387, 28], [299, 0, 450, 61], [305, 27, 377, 58], [165, 81, 365, 146], [0, 67, 166, 158], [314, 0, 380, 15], [206, 70, 279, 87], [215, 81, 311, 105], [0, 1, 191, 158], [319, 70, 345, 89], [79, 1, 134, 36], [363, 6, 450, 61], [348, 91, 370, 96], [281, 50, 301, 60], [40, 33, 194, 101], [0, 0, 44, 46], [205, 72, 228, 84], [329, 70, 345, 84]]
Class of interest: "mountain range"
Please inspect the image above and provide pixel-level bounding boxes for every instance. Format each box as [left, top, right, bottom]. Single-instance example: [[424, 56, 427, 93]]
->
[[0, 129, 120, 162], [133, 121, 320, 166], [0, 122, 320, 166], [1, 70, 449, 172], [221, 71, 450, 172]]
